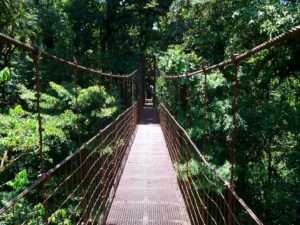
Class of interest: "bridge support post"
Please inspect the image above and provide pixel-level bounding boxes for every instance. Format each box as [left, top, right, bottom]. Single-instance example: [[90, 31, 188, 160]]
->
[[227, 54, 240, 225], [202, 64, 209, 157], [32, 47, 49, 225]]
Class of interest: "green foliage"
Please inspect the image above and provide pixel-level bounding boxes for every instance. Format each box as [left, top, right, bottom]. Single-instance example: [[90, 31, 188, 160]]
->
[[0, 77, 119, 224], [0, 1, 39, 39], [47, 82, 73, 112], [101, 146, 113, 156], [156, 1, 300, 224], [49, 208, 72, 225], [0, 201, 46, 225], [6, 169, 29, 191], [0, 171, 45, 224], [175, 158, 229, 192], [77, 85, 117, 118], [0, 105, 38, 154], [175, 158, 201, 181], [75, 85, 118, 137], [0, 67, 11, 82], [158, 45, 201, 75], [0, 81, 117, 179], [1, 0, 300, 224]]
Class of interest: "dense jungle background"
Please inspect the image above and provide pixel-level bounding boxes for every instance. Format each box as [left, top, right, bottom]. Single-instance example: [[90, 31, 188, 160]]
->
[[0, 0, 300, 224]]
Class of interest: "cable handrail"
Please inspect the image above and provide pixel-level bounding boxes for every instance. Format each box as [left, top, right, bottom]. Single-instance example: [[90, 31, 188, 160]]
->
[[159, 103, 264, 225], [0, 102, 137, 216], [0, 32, 137, 79], [165, 24, 300, 79]]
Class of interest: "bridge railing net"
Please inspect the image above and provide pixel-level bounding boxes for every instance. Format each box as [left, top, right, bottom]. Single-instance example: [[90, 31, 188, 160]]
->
[[0, 103, 138, 225], [160, 103, 263, 225]]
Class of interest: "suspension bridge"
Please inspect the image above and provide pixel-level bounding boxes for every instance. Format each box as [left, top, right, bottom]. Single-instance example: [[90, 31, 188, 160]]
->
[[0, 24, 299, 225]]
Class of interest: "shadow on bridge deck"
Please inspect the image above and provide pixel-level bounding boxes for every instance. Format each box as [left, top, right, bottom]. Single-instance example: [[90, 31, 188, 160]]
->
[[138, 100, 159, 124], [105, 100, 191, 225]]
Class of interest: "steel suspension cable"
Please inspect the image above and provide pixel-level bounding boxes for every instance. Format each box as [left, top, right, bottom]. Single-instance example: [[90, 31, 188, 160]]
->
[[0, 30, 140, 225], [159, 103, 264, 225], [170, 116, 232, 225], [0, 32, 137, 79], [42, 110, 132, 205], [0, 104, 138, 224], [90, 125, 134, 224], [74, 117, 132, 222], [161, 111, 206, 225], [164, 110, 238, 225], [177, 127, 241, 225], [164, 24, 300, 79]]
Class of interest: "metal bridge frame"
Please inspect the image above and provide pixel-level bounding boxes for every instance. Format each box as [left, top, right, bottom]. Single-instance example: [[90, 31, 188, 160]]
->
[[0, 24, 299, 224]]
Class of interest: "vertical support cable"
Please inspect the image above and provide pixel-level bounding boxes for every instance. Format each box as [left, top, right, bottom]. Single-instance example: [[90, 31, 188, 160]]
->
[[73, 57, 80, 145], [32, 47, 43, 174], [73, 58, 86, 222], [230, 54, 239, 186], [202, 65, 209, 157], [202, 64, 209, 225], [32, 47, 48, 224], [73, 57, 81, 187], [131, 74, 134, 106]]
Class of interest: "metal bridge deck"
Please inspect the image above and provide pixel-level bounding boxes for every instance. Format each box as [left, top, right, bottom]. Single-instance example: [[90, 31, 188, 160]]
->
[[106, 104, 191, 225]]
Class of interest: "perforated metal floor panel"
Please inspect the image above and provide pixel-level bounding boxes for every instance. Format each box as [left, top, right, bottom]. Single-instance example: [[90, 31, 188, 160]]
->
[[105, 106, 191, 225]]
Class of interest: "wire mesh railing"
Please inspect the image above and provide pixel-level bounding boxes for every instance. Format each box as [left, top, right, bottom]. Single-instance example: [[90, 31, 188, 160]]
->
[[159, 103, 263, 225], [0, 103, 138, 225]]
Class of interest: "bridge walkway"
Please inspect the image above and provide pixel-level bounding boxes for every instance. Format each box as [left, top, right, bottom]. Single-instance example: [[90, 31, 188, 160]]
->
[[106, 102, 191, 225]]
